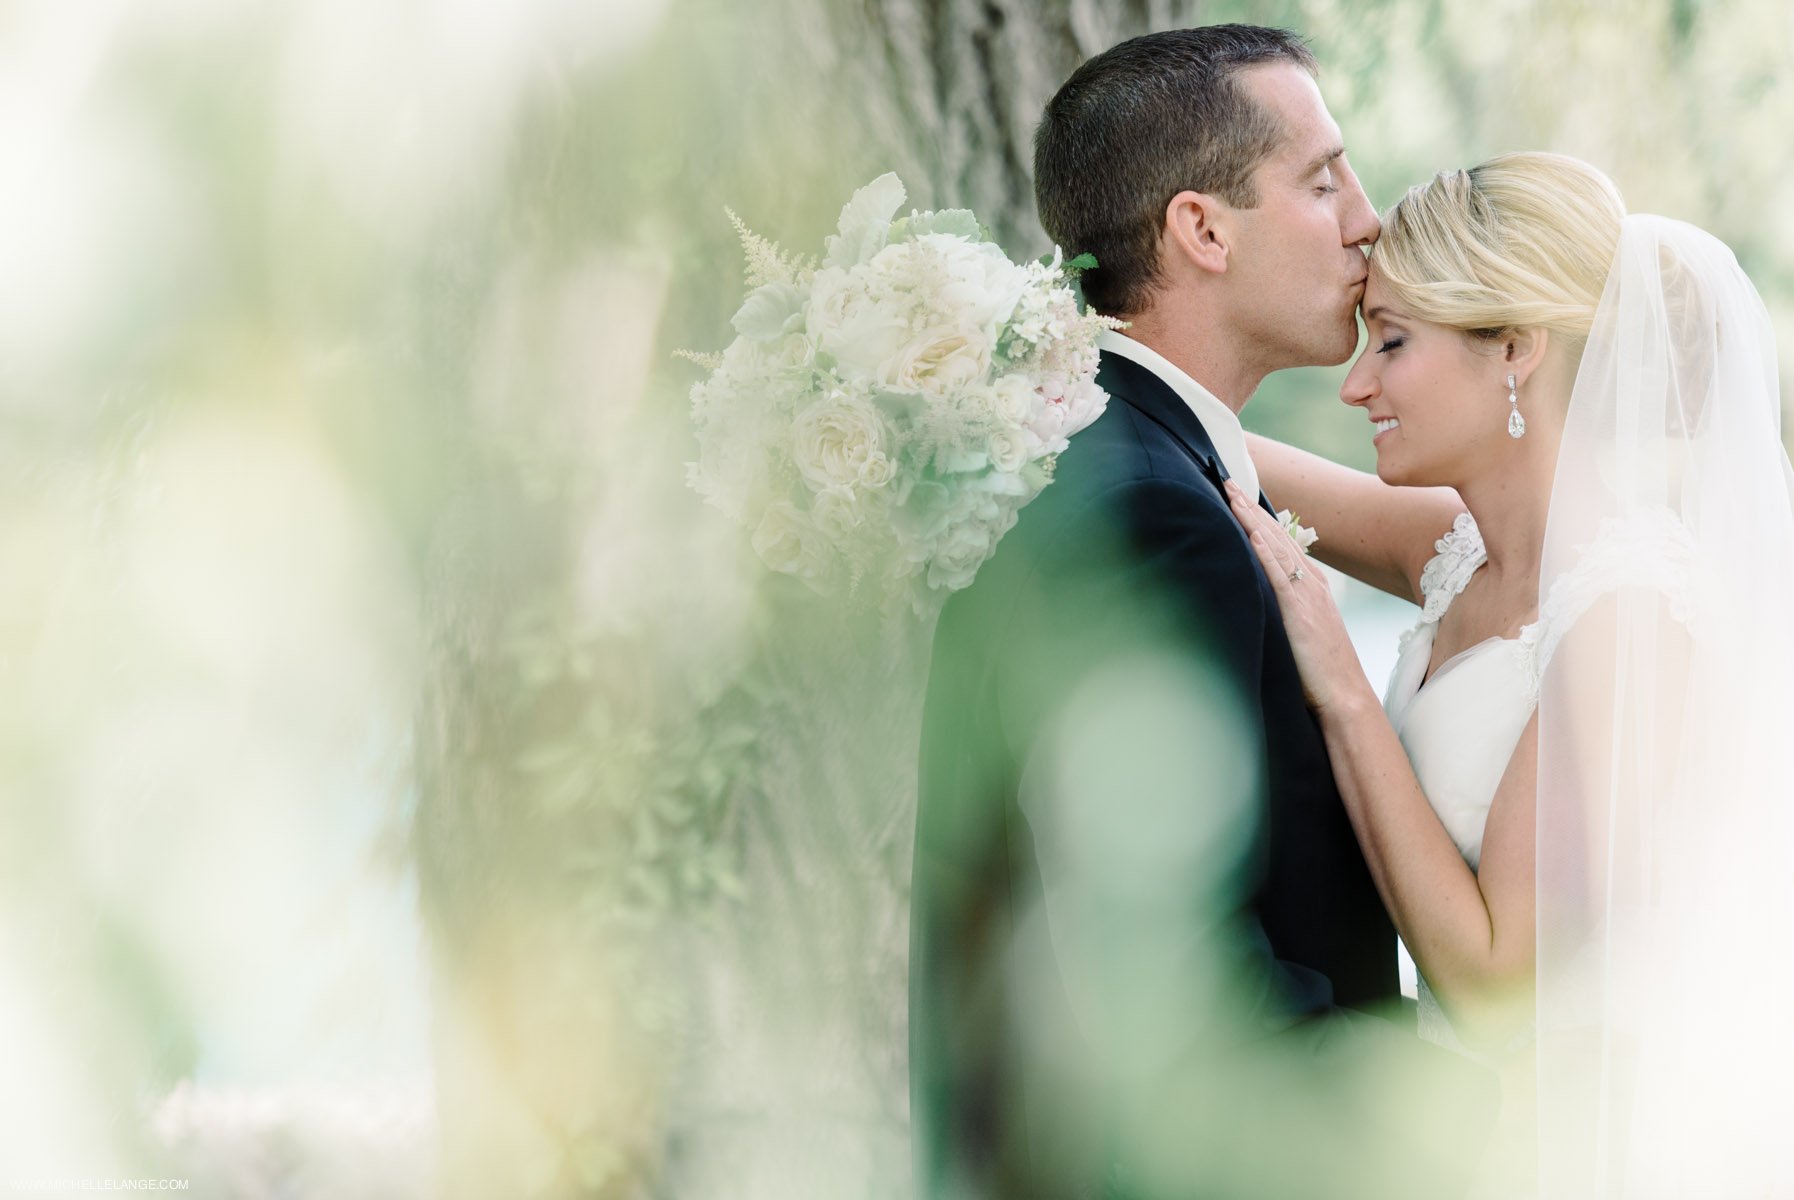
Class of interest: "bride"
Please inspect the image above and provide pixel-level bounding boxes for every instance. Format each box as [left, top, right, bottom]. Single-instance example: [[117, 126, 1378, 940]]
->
[[1233, 151, 1794, 1196]]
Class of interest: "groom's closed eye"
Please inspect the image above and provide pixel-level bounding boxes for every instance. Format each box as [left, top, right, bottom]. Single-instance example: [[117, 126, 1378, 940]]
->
[[1303, 146, 1347, 192]]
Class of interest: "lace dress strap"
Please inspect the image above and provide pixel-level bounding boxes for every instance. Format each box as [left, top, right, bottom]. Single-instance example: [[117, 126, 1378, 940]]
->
[[1416, 511, 1486, 624]]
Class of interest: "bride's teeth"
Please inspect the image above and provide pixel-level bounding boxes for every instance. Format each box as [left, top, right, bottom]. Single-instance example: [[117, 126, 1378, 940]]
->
[[1374, 418, 1400, 435]]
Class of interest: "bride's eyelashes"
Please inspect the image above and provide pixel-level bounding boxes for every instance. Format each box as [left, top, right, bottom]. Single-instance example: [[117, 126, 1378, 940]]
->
[[1375, 335, 1407, 354]]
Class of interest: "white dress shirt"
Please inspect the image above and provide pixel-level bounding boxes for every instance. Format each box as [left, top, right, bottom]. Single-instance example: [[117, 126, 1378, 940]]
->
[[1096, 329, 1260, 499]]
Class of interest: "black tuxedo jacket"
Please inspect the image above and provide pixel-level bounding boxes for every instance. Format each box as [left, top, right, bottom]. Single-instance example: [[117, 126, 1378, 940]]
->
[[910, 351, 1493, 1198]]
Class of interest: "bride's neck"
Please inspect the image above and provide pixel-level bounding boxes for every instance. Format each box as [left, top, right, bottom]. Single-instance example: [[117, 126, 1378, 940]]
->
[[1455, 432, 1560, 589]]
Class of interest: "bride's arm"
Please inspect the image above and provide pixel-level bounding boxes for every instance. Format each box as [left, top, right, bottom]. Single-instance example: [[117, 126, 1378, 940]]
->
[[1224, 480, 1532, 1042], [1336, 585, 1694, 1043], [1322, 697, 1536, 1043], [1246, 431, 1464, 605]]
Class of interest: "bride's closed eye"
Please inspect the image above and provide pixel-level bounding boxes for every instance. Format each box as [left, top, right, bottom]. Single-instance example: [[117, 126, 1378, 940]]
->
[[1375, 336, 1406, 354]]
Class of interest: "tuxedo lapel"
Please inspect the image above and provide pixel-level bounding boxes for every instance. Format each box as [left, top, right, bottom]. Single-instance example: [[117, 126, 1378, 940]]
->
[[1095, 351, 1279, 517], [1096, 352, 1229, 491]]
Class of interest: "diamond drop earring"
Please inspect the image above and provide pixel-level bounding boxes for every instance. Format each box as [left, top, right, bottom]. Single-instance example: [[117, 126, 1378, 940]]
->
[[1506, 373, 1526, 439]]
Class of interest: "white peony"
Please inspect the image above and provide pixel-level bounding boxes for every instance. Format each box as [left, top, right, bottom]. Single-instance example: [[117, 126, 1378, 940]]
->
[[808, 268, 910, 378], [1059, 374, 1106, 432], [1027, 374, 1104, 450], [911, 233, 1031, 331], [1024, 391, 1071, 445], [790, 394, 894, 491]]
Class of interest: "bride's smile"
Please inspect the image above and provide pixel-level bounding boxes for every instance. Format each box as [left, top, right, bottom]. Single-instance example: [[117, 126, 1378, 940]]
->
[[1341, 272, 1553, 492]]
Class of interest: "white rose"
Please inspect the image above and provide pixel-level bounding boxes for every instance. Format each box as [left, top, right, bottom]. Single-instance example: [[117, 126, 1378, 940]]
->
[[927, 519, 998, 592], [858, 450, 897, 489], [809, 485, 864, 540], [768, 331, 818, 371], [882, 328, 992, 397], [751, 500, 831, 587], [989, 375, 1037, 424], [791, 395, 892, 490], [986, 427, 1040, 474]]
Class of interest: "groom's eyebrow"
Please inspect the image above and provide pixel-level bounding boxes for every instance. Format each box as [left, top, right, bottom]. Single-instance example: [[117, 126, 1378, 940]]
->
[[1305, 146, 1346, 174]]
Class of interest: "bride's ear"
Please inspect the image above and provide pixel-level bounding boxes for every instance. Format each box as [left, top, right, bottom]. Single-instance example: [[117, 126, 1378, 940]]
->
[[1503, 328, 1550, 387], [1163, 190, 1230, 276]]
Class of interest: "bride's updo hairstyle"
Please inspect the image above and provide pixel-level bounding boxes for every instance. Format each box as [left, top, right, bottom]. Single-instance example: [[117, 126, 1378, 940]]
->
[[1371, 151, 1627, 347]]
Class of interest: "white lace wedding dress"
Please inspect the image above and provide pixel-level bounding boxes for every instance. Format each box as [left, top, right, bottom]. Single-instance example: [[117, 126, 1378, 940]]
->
[[1383, 511, 1541, 1196], [1384, 502, 1710, 1200]]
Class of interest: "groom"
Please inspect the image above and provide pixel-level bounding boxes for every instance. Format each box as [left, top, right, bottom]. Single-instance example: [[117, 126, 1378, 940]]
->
[[912, 25, 1493, 1199]]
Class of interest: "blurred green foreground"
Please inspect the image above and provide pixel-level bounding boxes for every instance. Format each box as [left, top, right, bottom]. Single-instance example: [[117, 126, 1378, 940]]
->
[[3, 0, 1790, 1195]]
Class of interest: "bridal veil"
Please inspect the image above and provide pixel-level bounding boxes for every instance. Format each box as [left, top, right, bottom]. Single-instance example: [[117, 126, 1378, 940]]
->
[[1534, 214, 1794, 1194]]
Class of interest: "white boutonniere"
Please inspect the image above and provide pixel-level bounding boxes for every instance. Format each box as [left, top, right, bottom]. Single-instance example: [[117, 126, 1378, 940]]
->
[[1276, 509, 1319, 554]]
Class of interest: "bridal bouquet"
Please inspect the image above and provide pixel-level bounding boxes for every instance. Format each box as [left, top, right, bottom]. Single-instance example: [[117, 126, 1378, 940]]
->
[[686, 173, 1116, 615]]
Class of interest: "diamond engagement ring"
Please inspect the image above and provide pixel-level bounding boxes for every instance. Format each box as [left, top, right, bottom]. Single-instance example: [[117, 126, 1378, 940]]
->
[[1289, 567, 1307, 583]]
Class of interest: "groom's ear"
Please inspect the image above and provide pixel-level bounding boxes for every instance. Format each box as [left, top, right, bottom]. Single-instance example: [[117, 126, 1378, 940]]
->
[[1503, 328, 1550, 386], [1162, 190, 1230, 277]]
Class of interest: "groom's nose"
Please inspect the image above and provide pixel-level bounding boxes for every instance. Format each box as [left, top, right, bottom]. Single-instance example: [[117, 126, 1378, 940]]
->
[[1336, 158, 1379, 248]]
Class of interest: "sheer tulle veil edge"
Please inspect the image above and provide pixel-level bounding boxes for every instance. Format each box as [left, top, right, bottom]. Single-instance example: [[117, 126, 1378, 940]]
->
[[1534, 214, 1794, 1195]]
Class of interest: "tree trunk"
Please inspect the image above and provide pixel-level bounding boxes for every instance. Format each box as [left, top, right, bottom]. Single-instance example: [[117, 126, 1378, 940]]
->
[[818, 0, 1211, 254], [414, 3, 1213, 1196]]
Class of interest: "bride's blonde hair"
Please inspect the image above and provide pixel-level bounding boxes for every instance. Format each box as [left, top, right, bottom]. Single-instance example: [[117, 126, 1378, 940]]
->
[[1372, 151, 1627, 345]]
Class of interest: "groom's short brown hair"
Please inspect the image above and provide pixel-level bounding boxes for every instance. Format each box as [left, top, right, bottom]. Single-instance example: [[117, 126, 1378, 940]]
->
[[1035, 25, 1318, 317]]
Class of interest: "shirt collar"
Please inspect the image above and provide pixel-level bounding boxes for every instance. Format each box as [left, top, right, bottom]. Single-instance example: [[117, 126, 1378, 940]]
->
[[1096, 329, 1259, 498]]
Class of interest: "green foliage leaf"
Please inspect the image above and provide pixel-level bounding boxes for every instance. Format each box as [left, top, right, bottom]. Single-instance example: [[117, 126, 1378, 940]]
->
[[824, 172, 906, 267], [893, 208, 981, 241]]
